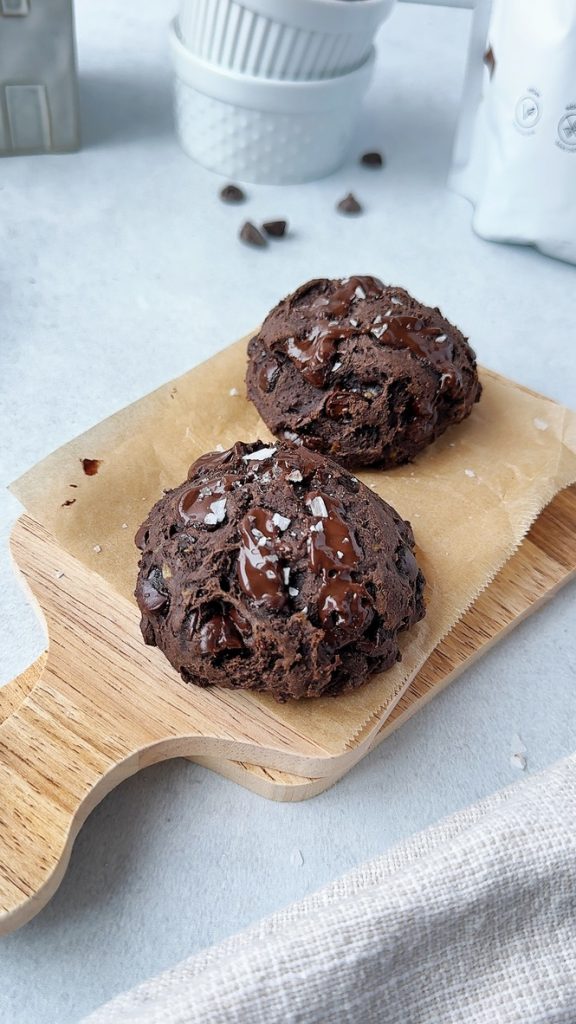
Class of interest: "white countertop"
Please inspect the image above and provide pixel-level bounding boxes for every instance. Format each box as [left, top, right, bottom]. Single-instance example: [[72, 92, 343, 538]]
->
[[1, 2, 575, 1021]]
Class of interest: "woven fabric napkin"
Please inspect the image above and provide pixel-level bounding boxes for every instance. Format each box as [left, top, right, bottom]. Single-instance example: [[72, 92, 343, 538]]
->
[[83, 753, 576, 1024]]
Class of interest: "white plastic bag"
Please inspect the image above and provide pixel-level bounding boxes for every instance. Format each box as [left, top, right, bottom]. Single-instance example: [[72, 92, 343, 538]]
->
[[450, 0, 576, 265]]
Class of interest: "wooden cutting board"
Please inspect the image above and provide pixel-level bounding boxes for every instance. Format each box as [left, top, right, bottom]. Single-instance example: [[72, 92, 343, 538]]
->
[[4, 486, 575, 805], [1, 485, 574, 936]]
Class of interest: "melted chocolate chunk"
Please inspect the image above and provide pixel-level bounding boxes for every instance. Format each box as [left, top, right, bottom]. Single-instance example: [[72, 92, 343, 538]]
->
[[198, 611, 245, 654], [135, 522, 149, 550], [378, 315, 462, 395], [237, 507, 287, 610], [306, 492, 362, 572], [318, 575, 373, 643], [277, 278, 383, 386], [259, 360, 280, 392], [140, 571, 168, 613], [179, 485, 227, 528]]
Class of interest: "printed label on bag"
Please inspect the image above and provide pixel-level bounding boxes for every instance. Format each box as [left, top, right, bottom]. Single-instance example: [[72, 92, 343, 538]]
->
[[556, 109, 576, 151], [514, 91, 541, 133]]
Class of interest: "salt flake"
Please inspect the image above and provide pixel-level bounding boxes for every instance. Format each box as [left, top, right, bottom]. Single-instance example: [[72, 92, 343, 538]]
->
[[533, 418, 548, 431], [464, 468, 476, 478], [204, 497, 227, 525], [307, 495, 328, 518], [229, 387, 239, 397], [243, 446, 277, 462], [272, 513, 291, 531]]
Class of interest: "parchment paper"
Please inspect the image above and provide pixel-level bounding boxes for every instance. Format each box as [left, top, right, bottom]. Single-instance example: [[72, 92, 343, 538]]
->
[[10, 336, 576, 748]]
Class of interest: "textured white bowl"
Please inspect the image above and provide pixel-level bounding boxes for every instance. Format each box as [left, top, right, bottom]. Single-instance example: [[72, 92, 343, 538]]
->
[[179, 0, 392, 80], [170, 22, 375, 184]]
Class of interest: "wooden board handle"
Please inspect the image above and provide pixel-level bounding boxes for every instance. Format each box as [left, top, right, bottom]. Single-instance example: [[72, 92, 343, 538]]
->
[[0, 655, 46, 725], [0, 659, 139, 933]]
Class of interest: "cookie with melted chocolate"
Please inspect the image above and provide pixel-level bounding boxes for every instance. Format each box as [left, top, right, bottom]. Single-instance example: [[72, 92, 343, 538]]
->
[[246, 277, 481, 467], [135, 441, 425, 701]]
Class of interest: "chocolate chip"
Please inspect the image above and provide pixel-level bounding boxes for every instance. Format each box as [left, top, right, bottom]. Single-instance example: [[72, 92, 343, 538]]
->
[[81, 458, 102, 476], [263, 220, 287, 238], [220, 184, 246, 203], [336, 193, 362, 215], [239, 222, 268, 247], [360, 151, 384, 168], [61, 498, 76, 507]]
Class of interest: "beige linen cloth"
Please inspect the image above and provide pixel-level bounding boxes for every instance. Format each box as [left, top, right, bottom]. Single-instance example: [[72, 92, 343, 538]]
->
[[84, 754, 576, 1024]]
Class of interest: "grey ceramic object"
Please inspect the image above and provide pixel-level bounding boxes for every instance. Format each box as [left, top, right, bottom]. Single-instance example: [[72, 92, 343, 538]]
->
[[0, 0, 79, 155]]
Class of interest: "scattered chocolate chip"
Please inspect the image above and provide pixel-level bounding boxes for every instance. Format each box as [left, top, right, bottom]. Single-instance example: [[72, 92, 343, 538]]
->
[[69, 483, 78, 488], [337, 193, 362, 215], [81, 458, 102, 476], [239, 221, 267, 247], [220, 184, 246, 203], [263, 220, 287, 238], [483, 46, 495, 78], [360, 151, 384, 168], [61, 498, 76, 507]]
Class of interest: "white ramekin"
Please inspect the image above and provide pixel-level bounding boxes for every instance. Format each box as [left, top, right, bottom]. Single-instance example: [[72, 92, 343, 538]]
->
[[178, 0, 392, 80], [170, 21, 375, 184]]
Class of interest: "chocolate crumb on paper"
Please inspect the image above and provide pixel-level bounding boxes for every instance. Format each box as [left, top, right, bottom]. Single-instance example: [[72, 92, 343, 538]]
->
[[61, 498, 76, 507], [82, 458, 102, 476]]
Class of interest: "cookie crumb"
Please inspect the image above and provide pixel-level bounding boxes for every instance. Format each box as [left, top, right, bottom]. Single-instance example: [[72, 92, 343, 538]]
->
[[61, 498, 76, 507], [464, 468, 476, 478], [229, 387, 239, 397], [82, 458, 102, 476], [93, 544, 102, 553], [121, 523, 128, 529]]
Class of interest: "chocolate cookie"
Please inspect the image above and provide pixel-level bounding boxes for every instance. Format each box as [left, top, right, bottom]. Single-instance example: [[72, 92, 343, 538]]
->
[[246, 276, 481, 467], [135, 441, 425, 701]]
